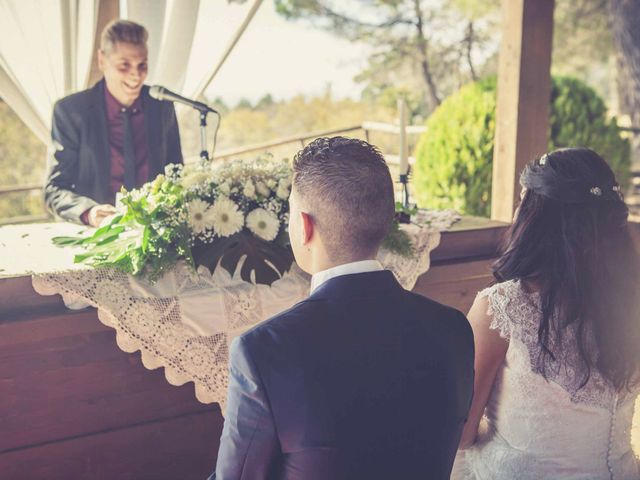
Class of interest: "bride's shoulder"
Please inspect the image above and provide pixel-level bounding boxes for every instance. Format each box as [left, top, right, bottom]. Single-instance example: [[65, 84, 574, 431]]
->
[[470, 280, 531, 340], [477, 279, 525, 308]]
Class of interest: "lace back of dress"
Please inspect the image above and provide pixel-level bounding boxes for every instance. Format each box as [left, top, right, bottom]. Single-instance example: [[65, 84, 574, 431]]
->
[[480, 280, 626, 409]]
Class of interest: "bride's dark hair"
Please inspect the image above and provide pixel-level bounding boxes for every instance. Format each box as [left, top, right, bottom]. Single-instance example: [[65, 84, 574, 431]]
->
[[493, 147, 640, 390]]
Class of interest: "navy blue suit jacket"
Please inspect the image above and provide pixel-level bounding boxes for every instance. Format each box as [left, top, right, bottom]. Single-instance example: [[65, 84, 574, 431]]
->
[[44, 79, 183, 223], [212, 270, 474, 480]]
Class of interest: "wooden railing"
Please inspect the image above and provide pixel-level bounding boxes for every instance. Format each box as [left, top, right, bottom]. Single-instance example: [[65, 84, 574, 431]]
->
[[211, 125, 364, 160], [4, 122, 640, 226], [0, 183, 49, 226], [0, 183, 43, 195]]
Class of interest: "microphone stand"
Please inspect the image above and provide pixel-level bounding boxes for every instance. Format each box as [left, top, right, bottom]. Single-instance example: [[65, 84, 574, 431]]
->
[[396, 170, 412, 224], [199, 111, 210, 162]]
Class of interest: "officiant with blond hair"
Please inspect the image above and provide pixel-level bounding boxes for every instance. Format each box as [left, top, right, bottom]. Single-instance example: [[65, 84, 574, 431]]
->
[[44, 19, 183, 227]]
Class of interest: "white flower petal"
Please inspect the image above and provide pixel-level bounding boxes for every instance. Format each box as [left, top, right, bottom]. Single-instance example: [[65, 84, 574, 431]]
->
[[187, 199, 212, 234], [246, 208, 280, 241], [210, 197, 244, 237]]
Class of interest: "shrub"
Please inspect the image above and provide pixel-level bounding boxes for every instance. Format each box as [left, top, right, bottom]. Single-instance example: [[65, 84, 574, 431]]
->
[[413, 76, 630, 216]]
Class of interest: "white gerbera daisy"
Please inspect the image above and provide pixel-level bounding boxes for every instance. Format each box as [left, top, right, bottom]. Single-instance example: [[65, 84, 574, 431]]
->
[[210, 196, 244, 237], [246, 208, 280, 241], [187, 199, 213, 234]]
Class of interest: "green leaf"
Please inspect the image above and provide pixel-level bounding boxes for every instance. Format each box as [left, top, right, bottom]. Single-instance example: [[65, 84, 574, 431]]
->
[[52, 235, 87, 246], [191, 232, 294, 286], [381, 221, 414, 258]]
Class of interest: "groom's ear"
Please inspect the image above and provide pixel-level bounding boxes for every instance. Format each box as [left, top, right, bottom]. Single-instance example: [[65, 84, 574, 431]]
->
[[300, 211, 314, 246]]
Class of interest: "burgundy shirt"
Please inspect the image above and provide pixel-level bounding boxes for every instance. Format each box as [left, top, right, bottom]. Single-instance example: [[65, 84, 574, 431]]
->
[[80, 87, 150, 224]]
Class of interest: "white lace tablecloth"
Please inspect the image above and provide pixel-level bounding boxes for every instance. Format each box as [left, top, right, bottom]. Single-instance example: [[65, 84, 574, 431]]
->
[[0, 211, 459, 406]]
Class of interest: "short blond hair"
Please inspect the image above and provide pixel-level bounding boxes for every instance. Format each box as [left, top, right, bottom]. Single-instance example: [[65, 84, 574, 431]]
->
[[100, 20, 148, 54]]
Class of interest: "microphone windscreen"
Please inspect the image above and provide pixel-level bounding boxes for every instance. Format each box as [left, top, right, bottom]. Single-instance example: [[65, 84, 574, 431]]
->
[[149, 85, 164, 100]]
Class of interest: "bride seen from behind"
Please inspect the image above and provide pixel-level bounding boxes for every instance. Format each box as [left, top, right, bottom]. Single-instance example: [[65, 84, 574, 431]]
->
[[453, 147, 640, 479]]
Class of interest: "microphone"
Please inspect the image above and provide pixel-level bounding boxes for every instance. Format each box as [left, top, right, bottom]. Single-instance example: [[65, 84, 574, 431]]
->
[[149, 85, 217, 114]]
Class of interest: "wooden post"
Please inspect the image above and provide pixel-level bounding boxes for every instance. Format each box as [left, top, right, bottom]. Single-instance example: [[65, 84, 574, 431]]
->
[[85, 0, 120, 88], [491, 0, 554, 222]]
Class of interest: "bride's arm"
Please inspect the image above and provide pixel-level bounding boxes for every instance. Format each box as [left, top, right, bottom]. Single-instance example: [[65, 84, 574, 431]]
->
[[458, 293, 509, 449]]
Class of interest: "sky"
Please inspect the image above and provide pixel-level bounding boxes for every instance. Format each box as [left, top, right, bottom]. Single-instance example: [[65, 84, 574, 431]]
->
[[195, 1, 371, 104]]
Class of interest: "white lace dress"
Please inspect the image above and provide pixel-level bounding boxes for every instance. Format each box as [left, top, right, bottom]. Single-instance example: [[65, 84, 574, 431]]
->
[[453, 280, 640, 480]]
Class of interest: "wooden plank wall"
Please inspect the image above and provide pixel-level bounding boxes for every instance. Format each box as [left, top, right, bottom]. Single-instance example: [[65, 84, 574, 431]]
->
[[0, 308, 223, 480]]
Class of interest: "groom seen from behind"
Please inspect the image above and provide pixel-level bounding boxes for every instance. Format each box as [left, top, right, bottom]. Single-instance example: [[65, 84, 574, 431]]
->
[[211, 137, 475, 480]]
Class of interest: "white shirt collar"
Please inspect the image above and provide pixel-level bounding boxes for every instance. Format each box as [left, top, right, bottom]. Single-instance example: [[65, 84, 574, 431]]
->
[[310, 259, 384, 294]]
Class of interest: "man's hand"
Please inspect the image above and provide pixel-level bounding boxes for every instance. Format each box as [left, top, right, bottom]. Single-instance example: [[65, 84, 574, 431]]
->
[[87, 204, 117, 227]]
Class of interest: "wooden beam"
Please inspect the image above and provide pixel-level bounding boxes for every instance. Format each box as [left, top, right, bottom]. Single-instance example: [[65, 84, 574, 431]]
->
[[491, 0, 555, 222], [86, 0, 120, 88]]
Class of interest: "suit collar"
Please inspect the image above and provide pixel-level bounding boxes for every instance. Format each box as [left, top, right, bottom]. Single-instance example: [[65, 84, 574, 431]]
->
[[308, 270, 403, 301], [310, 259, 383, 294], [88, 79, 111, 202]]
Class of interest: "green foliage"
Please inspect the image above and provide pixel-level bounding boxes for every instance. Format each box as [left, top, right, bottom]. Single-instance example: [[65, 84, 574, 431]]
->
[[381, 220, 414, 258], [549, 77, 630, 188], [0, 99, 47, 220], [413, 77, 496, 215], [53, 176, 193, 282], [413, 76, 631, 217], [381, 203, 419, 258], [235, 98, 254, 110], [552, 0, 612, 98]]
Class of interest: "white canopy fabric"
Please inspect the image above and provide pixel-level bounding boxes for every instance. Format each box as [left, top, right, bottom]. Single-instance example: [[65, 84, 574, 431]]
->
[[0, 0, 261, 145], [0, 0, 98, 143]]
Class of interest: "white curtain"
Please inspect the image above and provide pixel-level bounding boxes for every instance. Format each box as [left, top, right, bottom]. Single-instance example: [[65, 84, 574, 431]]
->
[[123, 0, 200, 93], [0, 0, 99, 143], [0, 0, 258, 144]]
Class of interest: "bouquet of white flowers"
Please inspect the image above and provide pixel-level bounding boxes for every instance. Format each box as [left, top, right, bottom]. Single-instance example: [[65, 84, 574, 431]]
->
[[54, 155, 295, 285], [54, 153, 422, 286]]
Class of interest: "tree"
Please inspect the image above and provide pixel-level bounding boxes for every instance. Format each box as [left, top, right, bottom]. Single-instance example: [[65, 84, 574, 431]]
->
[[609, 0, 640, 169], [552, 0, 612, 93], [235, 98, 254, 110], [275, 0, 500, 115], [255, 93, 275, 110]]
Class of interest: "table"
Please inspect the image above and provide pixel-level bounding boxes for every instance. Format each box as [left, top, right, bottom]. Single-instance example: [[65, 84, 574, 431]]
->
[[1, 211, 460, 407]]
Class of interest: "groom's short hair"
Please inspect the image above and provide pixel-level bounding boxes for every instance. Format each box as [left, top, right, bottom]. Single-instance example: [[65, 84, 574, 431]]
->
[[292, 136, 395, 260]]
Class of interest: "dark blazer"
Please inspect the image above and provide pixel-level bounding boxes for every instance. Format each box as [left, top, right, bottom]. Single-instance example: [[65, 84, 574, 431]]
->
[[212, 270, 475, 480], [44, 79, 183, 223]]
